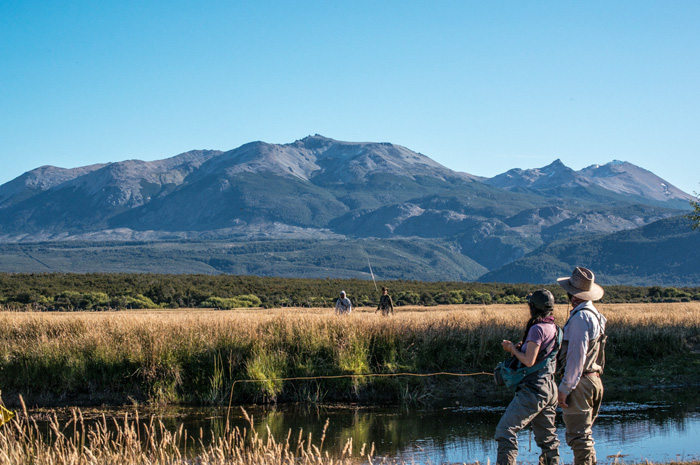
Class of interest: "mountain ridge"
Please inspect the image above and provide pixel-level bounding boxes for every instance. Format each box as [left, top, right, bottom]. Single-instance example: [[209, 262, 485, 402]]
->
[[0, 135, 696, 285], [484, 158, 691, 208]]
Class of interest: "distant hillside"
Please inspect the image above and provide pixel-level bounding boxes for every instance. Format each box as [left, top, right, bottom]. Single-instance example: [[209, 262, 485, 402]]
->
[[0, 238, 487, 282], [0, 135, 696, 285], [479, 215, 700, 286]]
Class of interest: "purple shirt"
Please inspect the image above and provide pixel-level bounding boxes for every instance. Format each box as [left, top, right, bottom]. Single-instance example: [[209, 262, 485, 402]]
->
[[520, 316, 557, 362]]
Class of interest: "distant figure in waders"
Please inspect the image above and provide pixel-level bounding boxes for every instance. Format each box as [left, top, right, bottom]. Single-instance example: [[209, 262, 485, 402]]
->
[[376, 287, 394, 316], [556, 267, 607, 465], [495, 289, 561, 465], [334, 291, 352, 315]]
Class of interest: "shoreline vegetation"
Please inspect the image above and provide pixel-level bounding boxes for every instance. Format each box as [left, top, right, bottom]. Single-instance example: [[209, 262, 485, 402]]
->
[[1, 399, 365, 465], [4, 401, 697, 465], [0, 303, 699, 408]]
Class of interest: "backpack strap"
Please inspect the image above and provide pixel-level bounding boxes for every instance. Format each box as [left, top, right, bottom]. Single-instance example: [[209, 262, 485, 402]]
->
[[518, 326, 563, 378]]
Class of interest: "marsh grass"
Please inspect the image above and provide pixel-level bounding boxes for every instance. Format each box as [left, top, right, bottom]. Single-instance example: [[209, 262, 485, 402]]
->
[[0, 397, 375, 465], [0, 303, 699, 406]]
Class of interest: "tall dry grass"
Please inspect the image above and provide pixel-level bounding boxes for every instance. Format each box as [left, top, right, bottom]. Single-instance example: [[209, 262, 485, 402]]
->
[[0, 303, 698, 406], [0, 398, 375, 465]]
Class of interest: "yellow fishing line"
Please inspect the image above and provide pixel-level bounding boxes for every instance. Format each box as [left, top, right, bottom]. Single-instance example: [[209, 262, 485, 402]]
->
[[226, 371, 492, 417]]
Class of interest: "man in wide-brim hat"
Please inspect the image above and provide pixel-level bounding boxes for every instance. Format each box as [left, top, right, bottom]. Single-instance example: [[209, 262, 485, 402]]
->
[[556, 267, 607, 465]]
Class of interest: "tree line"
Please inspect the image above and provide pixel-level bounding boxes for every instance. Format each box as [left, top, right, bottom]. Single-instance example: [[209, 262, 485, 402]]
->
[[0, 273, 698, 311]]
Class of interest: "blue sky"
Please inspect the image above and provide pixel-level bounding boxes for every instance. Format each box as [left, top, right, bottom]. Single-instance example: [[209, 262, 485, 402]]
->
[[1, 1, 699, 194]]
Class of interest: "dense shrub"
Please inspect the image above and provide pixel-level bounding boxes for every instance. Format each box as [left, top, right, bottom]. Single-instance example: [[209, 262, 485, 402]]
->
[[199, 295, 263, 309], [0, 273, 698, 311]]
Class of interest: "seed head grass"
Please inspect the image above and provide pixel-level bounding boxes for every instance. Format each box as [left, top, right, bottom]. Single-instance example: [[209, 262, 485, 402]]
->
[[0, 397, 373, 465], [0, 303, 698, 406]]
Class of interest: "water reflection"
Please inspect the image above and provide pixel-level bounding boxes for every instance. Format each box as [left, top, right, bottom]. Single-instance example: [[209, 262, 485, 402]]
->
[[27, 392, 700, 463]]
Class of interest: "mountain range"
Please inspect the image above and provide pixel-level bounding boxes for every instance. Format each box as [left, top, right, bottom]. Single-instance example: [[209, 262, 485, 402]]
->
[[0, 135, 697, 286]]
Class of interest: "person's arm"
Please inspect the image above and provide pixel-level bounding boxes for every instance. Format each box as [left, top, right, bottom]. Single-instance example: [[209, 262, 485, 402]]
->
[[501, 340, 541, 367], [389, 296, 394, 313]]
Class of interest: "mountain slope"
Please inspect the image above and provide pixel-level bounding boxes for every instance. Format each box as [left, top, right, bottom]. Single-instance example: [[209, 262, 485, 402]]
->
[[0, 164, 107, 208], [580, 160, 691, 207], [478, 216, 700, 286], [0, 238, 487, 281], [0, 150, 222, 235]]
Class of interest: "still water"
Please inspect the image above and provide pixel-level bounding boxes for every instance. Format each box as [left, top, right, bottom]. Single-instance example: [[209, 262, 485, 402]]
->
[[32, 393, 700, 464]]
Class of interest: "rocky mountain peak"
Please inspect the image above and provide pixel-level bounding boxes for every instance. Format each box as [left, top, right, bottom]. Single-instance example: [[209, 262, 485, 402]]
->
[[296, 134, 336, 149], [485, 159, 579, 190], [541, 159, 568, 171], [579, 160, 692, 203]]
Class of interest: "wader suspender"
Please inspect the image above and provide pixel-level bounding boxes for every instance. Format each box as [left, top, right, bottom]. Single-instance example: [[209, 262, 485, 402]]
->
[[566, 307, 607, 375]]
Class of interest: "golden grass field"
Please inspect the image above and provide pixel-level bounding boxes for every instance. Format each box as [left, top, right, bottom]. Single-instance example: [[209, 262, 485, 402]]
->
[[0, 301, 698, 405], [5, 300, 700, 328], [2, 302, 699, 370]]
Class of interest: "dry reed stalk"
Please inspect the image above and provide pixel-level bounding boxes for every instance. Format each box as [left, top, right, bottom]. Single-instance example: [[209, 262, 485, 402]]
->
[[0, 402, 387, 465]]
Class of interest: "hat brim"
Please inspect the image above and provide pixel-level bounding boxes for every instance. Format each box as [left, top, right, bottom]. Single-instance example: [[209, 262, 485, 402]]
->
[[557, 277, 604, 301]]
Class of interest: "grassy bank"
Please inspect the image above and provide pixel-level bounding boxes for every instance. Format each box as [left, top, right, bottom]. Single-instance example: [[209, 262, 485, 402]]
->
[[0, 401, 363, 465], [1, 303, 699, 407]]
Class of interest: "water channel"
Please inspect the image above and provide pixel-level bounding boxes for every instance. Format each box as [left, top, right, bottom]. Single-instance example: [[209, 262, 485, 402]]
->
[[29, 390, 700, 463]]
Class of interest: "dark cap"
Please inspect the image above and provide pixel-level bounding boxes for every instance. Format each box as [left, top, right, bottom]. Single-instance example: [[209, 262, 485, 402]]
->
[[527, 289, 554, 311]]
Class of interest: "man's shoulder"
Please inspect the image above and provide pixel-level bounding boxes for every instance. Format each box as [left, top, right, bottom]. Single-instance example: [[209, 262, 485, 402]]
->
[[579, 305, 605, 321], [568, 303, 605, 335]]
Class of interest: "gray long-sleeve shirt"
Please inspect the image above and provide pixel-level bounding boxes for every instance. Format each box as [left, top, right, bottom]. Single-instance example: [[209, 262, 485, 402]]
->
[[335, 297, 352, 314], [558, 301, 607, 396]]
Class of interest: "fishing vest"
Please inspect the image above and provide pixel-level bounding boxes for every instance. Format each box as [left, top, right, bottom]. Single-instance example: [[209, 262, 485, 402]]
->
[[557, 307, 607, 376]]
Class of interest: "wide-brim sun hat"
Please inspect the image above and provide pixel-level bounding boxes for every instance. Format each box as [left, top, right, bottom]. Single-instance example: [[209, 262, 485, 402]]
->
[[557, 266, 604, 301]]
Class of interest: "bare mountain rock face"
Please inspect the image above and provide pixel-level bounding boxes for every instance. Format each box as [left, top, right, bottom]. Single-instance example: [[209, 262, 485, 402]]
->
[[0, 136, 695, 285]]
